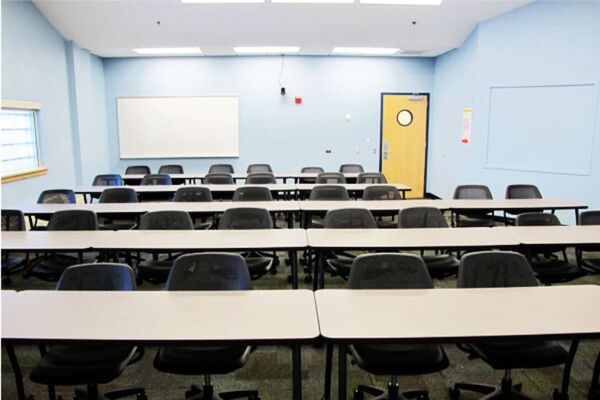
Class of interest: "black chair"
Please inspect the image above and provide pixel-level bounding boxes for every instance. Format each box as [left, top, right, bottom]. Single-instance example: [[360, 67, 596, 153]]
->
[[92, 174, 123, 186], [576, 210, 600, 274], [323, 208, 377, 280], [357, 173, 387, 184], [136, 211, 194, 284], [141, 174, 172, 185], [29, 263, 146, 400], [158, 165, 184, 174], [363, 185, 403, 228], [37, 189, 76, 204], [233, 187, 273, 202], [300, 166, 324, 183], [154, 253, 258, 400], [515, 212, 587, 284], [218, 208, 275, 279], [98, 188, 139, 230], [1, 209, 27, 285], [307, 185, 350, 228], [504, 184, 543, 221], [125, 165, 150, 175], [450, 251, 574, 400], [398, 207, 459, 279], [246, 172, 276, 184], [174, 187, 213, 202], [246, 164, 272, 173], [339, 164, 364, 173], [208, 164, 234, 174], [316, 172, 346, 184], [203, 173, 234, 185], [348, 253, 449, 400], [26, 210, 99, 282], [453, 184, 495, 227]]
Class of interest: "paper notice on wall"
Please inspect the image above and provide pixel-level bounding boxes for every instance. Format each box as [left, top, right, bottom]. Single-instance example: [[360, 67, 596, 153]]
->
[[462, 108, 472, 144]]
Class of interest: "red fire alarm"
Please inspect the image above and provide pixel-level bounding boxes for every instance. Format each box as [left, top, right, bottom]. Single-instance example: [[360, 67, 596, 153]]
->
[[295, 97, 302, 104]]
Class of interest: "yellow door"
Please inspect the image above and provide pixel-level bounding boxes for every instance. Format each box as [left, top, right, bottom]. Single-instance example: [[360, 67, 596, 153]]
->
[[381, 94, 428, 198]]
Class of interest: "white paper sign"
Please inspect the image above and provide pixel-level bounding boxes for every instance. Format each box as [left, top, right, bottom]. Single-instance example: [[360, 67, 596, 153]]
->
[[462, 108, 472, 144]]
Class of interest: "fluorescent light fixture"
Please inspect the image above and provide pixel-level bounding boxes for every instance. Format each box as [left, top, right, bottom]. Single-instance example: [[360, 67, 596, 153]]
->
[[181, 0, 264, 3], [272, 0, 353, 3], [360, 0, 442, 4], [332, 47, 400, 55], [233, 46, 300, 55], [133, 47, 202, 55]]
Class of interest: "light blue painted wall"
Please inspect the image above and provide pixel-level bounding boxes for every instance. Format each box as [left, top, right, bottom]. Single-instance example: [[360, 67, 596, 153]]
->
[[1, 0, 77, 207], [103, 56, 435, 174], [429, 0, 600, 222]]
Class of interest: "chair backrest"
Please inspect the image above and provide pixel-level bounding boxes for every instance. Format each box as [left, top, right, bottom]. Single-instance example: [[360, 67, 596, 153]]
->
[[247, 164, 273, 173], [1, 209, 25, 231], [209, 164, 235, 174], [357, 173, 387, 184], [141, 174, 172, 185], [398, 207, 448, 228], [316, 172, 346, 184], [579, 210, 600, 226], [301, 166, 324, 173], [158, 164, 184, 174], [125, 165, 151, 175], [47, 210, 98, 231], [218, 208, 273, 230], [165, 253, 252, 291], [505, 184, 542, 199], [453, 185, 493, 200], [348, 253, 433, 289], [362, 185, 402, 200], [173, 187, 213, 202], [246, 172, 276, 184], [339, 164, 364, 173], [92, 174, 123, 186], [37, 189, 76, 204], [309, 185, 349, 201], [57, 263, 136, 291], [139, 211, 194, 230], [203, 173, 234, 184], [458, 251, 538, 288], [515, 212, 561, 226], [233, 187, 273, 202], [99, 188, 138, 203], [324, 208, 377, 229]]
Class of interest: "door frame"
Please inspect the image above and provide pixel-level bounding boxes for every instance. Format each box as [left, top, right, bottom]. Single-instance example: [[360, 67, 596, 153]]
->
[[378, 92, 431, 195]]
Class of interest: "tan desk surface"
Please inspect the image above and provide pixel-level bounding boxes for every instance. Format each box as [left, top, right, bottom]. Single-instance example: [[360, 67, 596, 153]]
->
[[1, 231, 96, 251], [2, 290, 319, 343], [121, 173, 362, 180], [299, 199, 451, 211], [447, 199, 587, 211], [75, 184, 298, 194], [296, 183, 411, 192], [306, 227, 518, 249], [498, 225, 600, 245], [315, 285, 600, 341]]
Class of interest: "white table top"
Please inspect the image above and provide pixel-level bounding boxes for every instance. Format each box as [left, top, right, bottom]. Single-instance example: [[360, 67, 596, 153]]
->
[[76, 184, 298, 194], [1, 229, 308, 251], [498, 225, 600, 245], [121, 172, 362, 180], [2, 290, 17, 302], [316, 285, 600, 341], [2, 290, 319, 343], [448, 199, 587, 211], [296, 183, 411, 192], [306, 227, 518, 249], [299, 199, 451, 212], [18, 201, 301, 215]]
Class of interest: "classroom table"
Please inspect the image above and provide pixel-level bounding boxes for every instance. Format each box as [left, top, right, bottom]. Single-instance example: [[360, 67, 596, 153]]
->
[[497, 225, 600, 246], [18, 200, 302, 229], [315, 285, 600, 400], [306, 227, 520, 289], [296, 183, 412, 199], [1, 229, 308, 288], [2, 289, 320, 400], [121, 172, 363, 184]]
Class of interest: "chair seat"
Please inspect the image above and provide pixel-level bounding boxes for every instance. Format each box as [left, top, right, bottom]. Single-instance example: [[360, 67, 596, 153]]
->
[[327, 257, 353, 277], [531, 260, 587, 284], [423, 254, 459, 278], [137, 259, 174, 283], [456, 215, 495, 228], [30, 345, 136, 386], [154, 345, 252, 375], [245, 256, 273, 279], [349, 343, 449, 376], [582, 257, 600, 270], [2, 256, 26, 271], [376, 220, 398, 229], [469, 339, 568, 370], [29, 255, 95, 281]]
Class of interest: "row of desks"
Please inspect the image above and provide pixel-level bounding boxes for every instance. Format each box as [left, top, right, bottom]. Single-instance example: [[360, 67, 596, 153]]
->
[[3, 286, 600, 400], [121, 171, 364, 184]]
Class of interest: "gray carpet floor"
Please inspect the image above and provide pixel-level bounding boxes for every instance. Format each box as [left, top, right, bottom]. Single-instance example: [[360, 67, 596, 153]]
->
[[2, 248, 599, 400]]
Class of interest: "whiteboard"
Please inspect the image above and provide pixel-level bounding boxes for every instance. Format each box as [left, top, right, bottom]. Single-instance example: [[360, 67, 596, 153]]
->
[[117, 96, 239, 158]]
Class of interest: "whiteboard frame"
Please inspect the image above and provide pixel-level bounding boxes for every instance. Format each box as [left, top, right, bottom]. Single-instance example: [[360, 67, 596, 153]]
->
[[116, 95, 240, 159]]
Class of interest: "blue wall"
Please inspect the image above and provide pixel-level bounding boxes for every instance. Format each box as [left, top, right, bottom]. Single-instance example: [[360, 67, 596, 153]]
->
[[429, 0, 600, 221], [103, 56, 434, 174]]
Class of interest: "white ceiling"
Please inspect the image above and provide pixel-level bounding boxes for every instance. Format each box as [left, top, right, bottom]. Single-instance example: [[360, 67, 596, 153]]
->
[[33, 0, 533, 58]]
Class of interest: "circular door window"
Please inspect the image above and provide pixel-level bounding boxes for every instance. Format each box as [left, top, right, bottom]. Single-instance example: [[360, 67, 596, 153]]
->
[[397, 109, 413, 127]]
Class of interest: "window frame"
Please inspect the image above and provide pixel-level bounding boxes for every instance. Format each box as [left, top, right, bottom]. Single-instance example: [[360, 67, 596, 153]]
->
[[1, 99, 47, 183]]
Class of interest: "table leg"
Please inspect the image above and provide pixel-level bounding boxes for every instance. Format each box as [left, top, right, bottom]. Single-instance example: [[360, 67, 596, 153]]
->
[[291, 250, 299, 289], [323, 343, 333, 400], [575, 209, 580, 223], [288, 211, 293, 229], [312, 249, 319, 291], [292, 344, 302, 400], [5, 345, 26, 400], [319, 250, 326, 289], [338, 344, 347, 400]]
